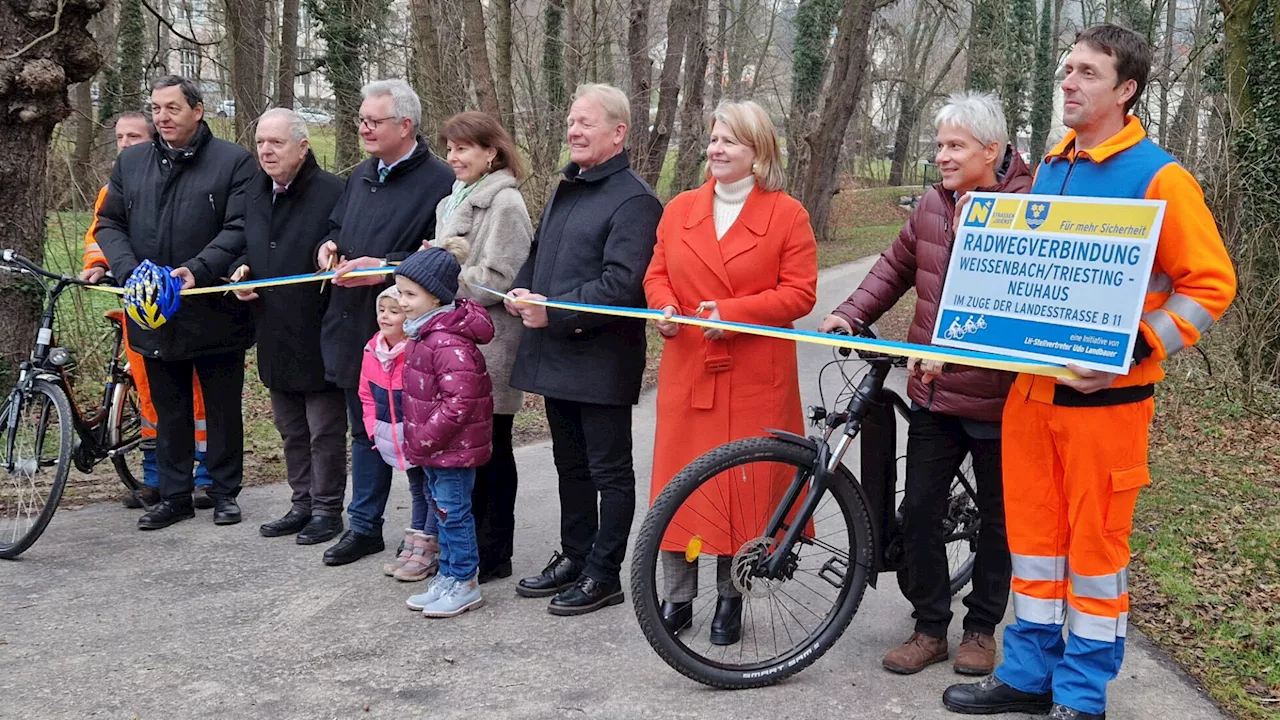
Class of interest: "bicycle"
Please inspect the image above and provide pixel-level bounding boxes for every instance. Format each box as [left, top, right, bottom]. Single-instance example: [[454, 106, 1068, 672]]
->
[[630, 323, 983, 688], [0, 250, 148, 559]]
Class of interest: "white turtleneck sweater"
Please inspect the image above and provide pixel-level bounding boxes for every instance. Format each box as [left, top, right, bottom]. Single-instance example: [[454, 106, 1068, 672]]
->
[[713, 175, 755, 240]]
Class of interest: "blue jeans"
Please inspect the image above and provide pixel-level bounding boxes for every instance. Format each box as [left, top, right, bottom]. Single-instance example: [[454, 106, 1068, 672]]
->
[[345, 389, 393, 536], [425, 467, 478, 580], [406, 467, 439, 535], [143, 449, 211, 489]]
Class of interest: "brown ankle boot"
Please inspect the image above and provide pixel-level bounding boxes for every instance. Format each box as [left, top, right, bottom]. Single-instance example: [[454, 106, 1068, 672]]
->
[[883, 631, 949, 675], [954, 631, 996, 675]]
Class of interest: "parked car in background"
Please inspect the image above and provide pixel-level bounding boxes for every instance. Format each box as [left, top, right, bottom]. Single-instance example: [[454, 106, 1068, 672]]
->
[[296, 106, 332, 125]]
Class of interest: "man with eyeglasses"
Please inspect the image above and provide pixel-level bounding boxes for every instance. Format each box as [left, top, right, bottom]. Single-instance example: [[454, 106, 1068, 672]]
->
[[315, 78, 455, 566]]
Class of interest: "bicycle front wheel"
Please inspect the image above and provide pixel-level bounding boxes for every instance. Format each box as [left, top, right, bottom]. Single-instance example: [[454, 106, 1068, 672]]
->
[[0, 379, 74, 559], [631, 437, 875, 689]]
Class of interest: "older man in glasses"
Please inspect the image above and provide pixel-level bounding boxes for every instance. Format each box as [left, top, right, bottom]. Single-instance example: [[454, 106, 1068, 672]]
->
[[313, 78, 455, 566]]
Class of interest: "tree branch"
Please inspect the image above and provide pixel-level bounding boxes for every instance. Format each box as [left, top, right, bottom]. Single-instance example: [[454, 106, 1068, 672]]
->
[[3, 0, 66, 61], [139, 0, 225, 46]]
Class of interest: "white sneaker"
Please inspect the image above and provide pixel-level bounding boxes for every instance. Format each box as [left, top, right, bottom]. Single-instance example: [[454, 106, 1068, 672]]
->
[[421, 575, 484, 618], [406, 574, 453, 610]]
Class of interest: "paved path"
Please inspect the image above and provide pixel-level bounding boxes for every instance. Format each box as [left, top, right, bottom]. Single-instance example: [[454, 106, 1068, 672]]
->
[[0, 258, 1227, 720]]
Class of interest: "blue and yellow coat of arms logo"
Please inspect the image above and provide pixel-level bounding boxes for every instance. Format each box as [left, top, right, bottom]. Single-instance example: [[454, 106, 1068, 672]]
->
[[1025, 201, 1049, 230]]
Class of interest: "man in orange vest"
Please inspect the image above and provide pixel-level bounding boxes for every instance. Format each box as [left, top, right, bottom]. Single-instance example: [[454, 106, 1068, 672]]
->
[[942, 25, 1236, 719], [81, 112, 213, 510]]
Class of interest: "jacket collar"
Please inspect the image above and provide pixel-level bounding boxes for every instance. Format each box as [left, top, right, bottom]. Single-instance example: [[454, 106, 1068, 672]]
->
[[679, 179, 779, 289], [152, 120, 213, 164], [462, 169, 518, 210], [253, 150, 319, 200], [1044, 115, 1146, 164], [683, 178, 777, 236], [363, 137, 434, 184], [561, 151, 632, 184]]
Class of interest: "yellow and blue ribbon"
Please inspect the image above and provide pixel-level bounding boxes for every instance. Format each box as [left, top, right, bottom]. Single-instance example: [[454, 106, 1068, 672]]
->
[[86, 268, 1072, 377]]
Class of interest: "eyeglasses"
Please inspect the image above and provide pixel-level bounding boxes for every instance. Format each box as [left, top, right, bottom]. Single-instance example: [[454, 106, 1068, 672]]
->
[[357, 116, 398, 130]]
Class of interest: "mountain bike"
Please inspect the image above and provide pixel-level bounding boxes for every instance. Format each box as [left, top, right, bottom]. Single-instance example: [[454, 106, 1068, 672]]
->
[[0, 250, 148, 559], [630, 324, 983, 688]]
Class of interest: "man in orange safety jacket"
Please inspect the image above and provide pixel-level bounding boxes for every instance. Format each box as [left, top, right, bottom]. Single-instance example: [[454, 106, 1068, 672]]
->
[[81, 111, 213, 510], [943, 24, 1237, 719]]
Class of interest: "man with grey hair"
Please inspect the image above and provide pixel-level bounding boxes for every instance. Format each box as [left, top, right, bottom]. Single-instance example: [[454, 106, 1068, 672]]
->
[[229, 108, 348, 545], [314, 79, 454, 566], [507, 83, 662, 615], [820, 89, 1031, 676]]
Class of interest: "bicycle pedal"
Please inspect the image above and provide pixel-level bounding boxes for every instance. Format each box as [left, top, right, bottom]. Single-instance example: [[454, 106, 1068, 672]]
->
[[818, 556, 848, 589]]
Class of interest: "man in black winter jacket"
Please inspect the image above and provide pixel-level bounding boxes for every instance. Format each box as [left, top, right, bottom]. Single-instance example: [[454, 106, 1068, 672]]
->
[[507, 83, 662, 615], [314, 78, 454, 566], [95, 76, 256, 531]]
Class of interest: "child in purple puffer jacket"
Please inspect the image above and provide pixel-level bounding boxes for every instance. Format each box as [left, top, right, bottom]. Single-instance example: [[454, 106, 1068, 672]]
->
[[394, 238, 495, 619]]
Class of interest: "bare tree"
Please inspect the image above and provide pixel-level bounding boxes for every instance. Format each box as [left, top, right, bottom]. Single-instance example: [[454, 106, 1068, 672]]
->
[[277, 0, 299, 106], [641, 0, 696, 186], [797, 0, 881, 241], [626, 0, 652, 161], [675, 0, 712, 193], [709, 0, 727, 107], [494, 0, 516, 128], [462, 0, 501, 117], [887, 1, 960, 186], [0, 0, 107, 373], [227, 0, 269, 146]]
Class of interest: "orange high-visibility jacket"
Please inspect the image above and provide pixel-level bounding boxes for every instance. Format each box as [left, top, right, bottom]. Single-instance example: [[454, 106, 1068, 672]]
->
[[83, 185, 109, 271], [1015, 117, 1236, 403]]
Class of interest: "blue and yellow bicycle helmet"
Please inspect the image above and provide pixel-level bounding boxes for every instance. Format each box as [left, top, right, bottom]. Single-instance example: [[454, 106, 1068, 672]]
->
[[123, 260, 182, 330]]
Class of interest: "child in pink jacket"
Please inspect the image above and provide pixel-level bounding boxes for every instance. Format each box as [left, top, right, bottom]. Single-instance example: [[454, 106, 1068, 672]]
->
[[358, 286, 439, 582]]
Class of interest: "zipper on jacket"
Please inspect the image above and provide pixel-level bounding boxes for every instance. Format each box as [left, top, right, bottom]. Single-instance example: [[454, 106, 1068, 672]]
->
[[1058, 156, 1079, 195], [208, 193, 216, 214]]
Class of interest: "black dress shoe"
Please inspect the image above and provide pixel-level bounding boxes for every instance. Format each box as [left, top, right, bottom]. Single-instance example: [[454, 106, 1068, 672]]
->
[[137, 499, 195, 530], [1049, 705, 1105, 719], [322, 529, 385, 566], [213, 497, 242, 525], [193, 487, 215, 510], [942, 675, 1054, 715], [260, 509, 310, 537], [120, 485, 160, 509], [547, 575, 625, 616], [709, 595, 743, 645], [296, 515, 344, 545], [516, 551, 583, 598], [478, 560, 513, 584], [660, 600, 693, 634]]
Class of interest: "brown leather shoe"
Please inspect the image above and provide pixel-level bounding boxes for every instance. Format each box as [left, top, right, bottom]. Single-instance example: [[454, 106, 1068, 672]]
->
[[882, 631, 948, 675], [954, 631, 997, 676]]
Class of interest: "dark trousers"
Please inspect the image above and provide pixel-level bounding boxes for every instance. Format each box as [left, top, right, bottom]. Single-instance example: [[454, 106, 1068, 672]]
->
[[473, 413, 518, 573], [143, 351, 245, 503], [544, 398, 636, 583], [344, 388, 393, 536], [269, 388, 348, 517], [900, 407, 1011, 638]]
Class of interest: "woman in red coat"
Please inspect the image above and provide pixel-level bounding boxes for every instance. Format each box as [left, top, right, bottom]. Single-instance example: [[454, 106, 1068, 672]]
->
[[644, 100, 818, 646]]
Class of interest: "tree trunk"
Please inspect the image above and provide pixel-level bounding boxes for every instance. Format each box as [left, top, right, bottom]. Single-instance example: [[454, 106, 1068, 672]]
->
[[675, 0, 712, 193], [887, 86, 917, 186], [709, 0, 727, 108], [494, 0, 515, 129], [0, 0, 105, 377], [787, 0, 844, 191], [277, 0, 299, 107], [227, 0, 268, 146], [70, 81, 96, 210], [797, 0, 876, 241], [565, 0, 582, 95], [117, 0, 146, 114], [462, 0, 500, 117], [311, 0, 373, 171], [643, 0, 696, 187], [726, 0, 754, 97], [627, 0, 652, 165], [1029, 0, 1055, 159]]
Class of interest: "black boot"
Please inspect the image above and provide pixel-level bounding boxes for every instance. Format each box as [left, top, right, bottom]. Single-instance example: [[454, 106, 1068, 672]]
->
[[260, 509, 310, 537], [137, 499, 195, 530], [322, 529, 385, 566], [516, 552, 583, 598], [660, 600, 693, 634], [478, 560, 513, 584], [121, 485, 160, 509], [213, 497, 242, 525], [547, 576, 624, 616], [1048, 705, 1105, 719], [193, 486, 216, 510], [297, 515, 344, 545], [942, 675, 1054, 715], [709, 596, 743, 645]]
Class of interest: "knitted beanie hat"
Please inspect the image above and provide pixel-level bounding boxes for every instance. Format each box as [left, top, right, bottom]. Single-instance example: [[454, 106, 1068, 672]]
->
[[393, 237, 471, 305], [376, 285, 401, 308]]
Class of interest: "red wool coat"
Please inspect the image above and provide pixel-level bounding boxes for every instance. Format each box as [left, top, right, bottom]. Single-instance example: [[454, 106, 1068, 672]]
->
[[644, 181, 818, 556]]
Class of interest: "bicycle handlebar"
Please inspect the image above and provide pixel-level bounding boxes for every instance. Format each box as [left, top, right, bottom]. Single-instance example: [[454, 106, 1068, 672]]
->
[[0, 250, 101, 287]]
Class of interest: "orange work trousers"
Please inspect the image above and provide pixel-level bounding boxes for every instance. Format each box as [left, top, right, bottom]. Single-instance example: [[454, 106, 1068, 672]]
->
[[995, 393, 1154, 715], [121, 321, 206, 451]]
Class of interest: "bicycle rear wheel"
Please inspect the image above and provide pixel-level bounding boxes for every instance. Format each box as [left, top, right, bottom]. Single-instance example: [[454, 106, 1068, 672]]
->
[[107, 373, 147, 499], [944, 456, 981, 595], [631, 437, 875, 688], [0, 379, 73, 559]]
